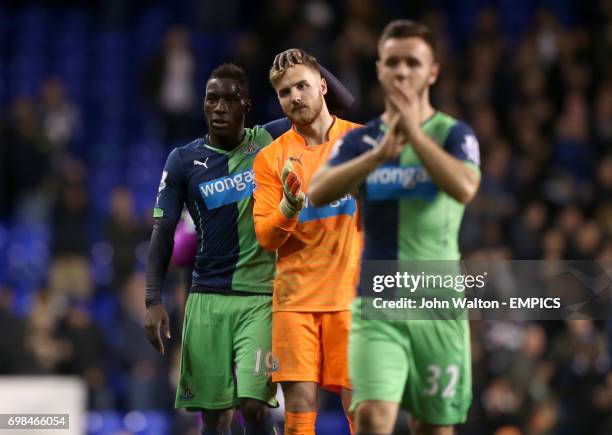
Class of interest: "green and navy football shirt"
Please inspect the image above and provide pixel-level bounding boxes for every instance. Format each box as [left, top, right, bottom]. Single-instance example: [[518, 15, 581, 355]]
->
[[154, 121, 290, 294], [328, 111, 480, 263]]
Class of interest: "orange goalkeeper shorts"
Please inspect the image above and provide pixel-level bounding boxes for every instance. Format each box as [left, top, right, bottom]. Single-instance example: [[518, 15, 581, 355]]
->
[[271, 310, 352, 392]]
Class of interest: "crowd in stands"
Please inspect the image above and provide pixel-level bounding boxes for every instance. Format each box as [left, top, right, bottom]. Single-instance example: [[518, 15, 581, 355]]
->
[[0, 1, 610, 434]]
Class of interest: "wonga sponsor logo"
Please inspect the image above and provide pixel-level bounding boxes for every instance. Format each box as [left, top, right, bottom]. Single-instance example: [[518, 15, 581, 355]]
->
[[199, 169, 255, 209], [298, 193, 356, 222], [366, 164, 437, 201]]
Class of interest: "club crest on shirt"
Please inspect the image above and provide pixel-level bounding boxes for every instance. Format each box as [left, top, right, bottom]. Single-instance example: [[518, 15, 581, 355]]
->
[[461, 134, 480, 165], [179, 385, 196, 400], [244, 142, 260, 155]]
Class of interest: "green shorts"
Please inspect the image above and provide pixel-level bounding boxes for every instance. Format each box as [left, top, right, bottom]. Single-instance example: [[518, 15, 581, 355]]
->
[[349, 298, 472, 425], [175, 293, 278, 410]]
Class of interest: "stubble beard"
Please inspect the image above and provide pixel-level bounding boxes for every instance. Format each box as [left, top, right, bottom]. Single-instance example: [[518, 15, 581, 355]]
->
[[285, 94, 324, 127]]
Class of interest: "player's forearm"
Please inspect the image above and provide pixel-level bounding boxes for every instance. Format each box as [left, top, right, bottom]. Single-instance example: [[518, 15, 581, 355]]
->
[[254, 208, 298, 251], [319, 64, 355, 111], [309, 151, 380, 206], [145, 217, 178, 307], [410, 131, 480, 204]]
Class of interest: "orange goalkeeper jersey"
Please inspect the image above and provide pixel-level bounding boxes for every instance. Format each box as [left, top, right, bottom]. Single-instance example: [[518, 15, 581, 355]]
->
[[253, 117, 362, 312]]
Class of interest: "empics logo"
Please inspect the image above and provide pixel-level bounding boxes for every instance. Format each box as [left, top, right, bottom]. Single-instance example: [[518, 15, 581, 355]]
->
[[366, 164, 437, 201], [198, 169, 255, 209]]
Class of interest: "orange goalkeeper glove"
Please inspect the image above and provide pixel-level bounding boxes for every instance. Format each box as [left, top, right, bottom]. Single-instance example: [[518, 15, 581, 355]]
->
[[280, 159, 305, 218]]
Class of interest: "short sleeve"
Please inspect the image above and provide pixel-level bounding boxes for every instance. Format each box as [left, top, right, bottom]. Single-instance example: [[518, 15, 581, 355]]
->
[[443, 122, 481, 168], [153, 148, 186, 221], [327, 128, 367, 167]]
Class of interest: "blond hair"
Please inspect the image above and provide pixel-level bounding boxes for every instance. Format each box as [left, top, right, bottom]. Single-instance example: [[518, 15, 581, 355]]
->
[[269, 49, 320, 88]]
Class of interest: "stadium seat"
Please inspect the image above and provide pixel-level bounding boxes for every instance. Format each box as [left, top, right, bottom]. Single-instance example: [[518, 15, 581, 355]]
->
[[132, 6, 170, 61], [88, 287, 119, 340], [11, 290, 34, 316], [90, 244, 114, 289], [17, 6, 47, 42], [0, 7, 8, 47], [87, 410, 171, 435], [62, 8, 89, 32], [0, 224, 7, 285], [9, 55, 45, 77], [87, 411, 122, 435], [315, 411, 350, 435], [4, 222, 51, 312]]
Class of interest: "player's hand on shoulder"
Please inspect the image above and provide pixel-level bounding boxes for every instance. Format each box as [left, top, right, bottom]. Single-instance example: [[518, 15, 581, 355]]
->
[[145, 304, 172, 355]]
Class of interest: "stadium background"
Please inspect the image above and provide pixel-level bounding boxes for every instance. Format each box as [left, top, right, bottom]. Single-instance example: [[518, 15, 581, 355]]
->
[[0, 0, 610, 434]]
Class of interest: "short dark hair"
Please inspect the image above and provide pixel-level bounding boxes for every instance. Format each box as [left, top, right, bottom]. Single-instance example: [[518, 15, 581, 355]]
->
[[378, 20, 436, 60], [209, 63, 250, 95]]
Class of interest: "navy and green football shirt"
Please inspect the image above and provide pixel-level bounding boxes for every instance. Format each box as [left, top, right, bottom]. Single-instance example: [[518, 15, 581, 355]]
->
[[328, 111, 480, 262], [154, 121, 290, 294]]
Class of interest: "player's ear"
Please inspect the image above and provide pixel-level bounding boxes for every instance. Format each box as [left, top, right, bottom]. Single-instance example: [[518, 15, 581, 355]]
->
[[320, 77, 328, 96], [429, 61, 440, 86], [376, 59, 383, 82], [243, 97, 252, 114]]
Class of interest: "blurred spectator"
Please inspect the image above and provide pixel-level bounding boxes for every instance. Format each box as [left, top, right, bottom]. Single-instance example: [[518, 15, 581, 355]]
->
[[592, 81, 612, 149], [49, 159, 92, 299], [0, 2, 610, 434], [143, 26, 197, 146], [525, 398, 559, 435], [507, 324, 548, 395], [542, 229, 566, 260], [572, 221, 603, 260], [255, 0, 301, 56], [104, 187, 149, 291], [198, 0, 240, 32], [118, 272, 172, 410], [595, 156, 612, 206], [481, 377, 524, 430], [23, 289, 68, 373], [551, 320, 610, 434], [511, 201, 548, 259], [229, 32, 268, 106], [1, 96, 51, 215], [39, 77, 80, 168], [0, 286, 37, 373], [552, 92, 594, 182], [56, 300, 114, 409]]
